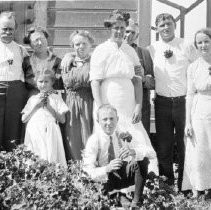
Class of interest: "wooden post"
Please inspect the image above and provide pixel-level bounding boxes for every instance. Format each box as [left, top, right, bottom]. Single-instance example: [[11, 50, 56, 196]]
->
[[34, 1, 48, 29], [180, 9, 185, 38], [207, 0, 211, 27], [137, 0, 152, 47]]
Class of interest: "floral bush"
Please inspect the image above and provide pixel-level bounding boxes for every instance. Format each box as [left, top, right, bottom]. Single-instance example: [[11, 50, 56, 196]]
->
[[143, 172, 211, 209], [0, 145, 112, 210], [0, 145, 210, 210]]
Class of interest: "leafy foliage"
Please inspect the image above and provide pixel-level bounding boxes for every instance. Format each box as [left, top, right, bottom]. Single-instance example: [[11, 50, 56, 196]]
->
[[0, 145, 210, 209], [0, 145, 112, 209]]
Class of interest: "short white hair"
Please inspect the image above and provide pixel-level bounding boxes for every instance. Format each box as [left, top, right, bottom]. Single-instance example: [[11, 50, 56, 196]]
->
[[0, 11, 17, 29]]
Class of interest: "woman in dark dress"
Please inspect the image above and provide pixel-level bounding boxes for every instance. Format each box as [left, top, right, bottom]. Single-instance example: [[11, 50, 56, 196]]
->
[[23, 27, 64, 95], [62, 30, 94, 160]]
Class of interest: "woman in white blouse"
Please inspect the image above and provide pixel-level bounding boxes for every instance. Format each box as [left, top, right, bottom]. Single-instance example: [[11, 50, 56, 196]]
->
[[182, 28, 211, 199], [90, 10, 156, 172]]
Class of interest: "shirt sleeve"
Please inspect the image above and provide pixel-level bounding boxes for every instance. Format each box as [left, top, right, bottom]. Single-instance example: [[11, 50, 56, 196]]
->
[[89, 45, 106, 81], [19, 45, 29, 58], [83, 134, 108, 182]]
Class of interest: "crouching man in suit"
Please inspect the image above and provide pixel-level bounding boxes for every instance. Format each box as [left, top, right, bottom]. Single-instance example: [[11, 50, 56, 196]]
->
[[83, 104, 156, 208]]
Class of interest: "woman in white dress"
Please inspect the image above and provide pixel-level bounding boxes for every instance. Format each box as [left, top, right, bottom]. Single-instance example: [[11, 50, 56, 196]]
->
[[183, 28, 211, 198], [90, 10, 157, 172], [22, 69, 68, 167]]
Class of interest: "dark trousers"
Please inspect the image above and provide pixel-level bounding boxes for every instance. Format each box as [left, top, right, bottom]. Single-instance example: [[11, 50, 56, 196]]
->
[[154, 95, 185, 191], [142, 89, 151, 135], [103, 158, 149, 203], [0, 81, 27, 151]]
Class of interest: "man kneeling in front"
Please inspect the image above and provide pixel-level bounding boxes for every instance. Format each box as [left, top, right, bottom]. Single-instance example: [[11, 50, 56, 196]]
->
[[83, 104, 152, 208]]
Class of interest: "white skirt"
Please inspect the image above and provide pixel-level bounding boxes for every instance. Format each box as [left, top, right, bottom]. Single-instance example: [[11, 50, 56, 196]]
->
[[182, 94, 211, 191], [25, 117, 67, 167], [95, 78, 158, 173]]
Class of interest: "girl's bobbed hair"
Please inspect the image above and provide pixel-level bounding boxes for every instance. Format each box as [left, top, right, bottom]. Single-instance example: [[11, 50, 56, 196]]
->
[[104, 10, 130, 28], [69, 30, 94, 48], [23, 26, 49, 45], [35, 69, 56, 84]]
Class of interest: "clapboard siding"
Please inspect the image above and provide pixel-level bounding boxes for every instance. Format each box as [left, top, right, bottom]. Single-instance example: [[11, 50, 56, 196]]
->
[[47, 11, 137, 28], [48, 29, 110, 46], [48, 1, 137, 10], [46, 0, 138, 57]]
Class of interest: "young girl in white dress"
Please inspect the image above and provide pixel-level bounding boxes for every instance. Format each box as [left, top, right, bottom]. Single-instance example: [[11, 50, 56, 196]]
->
[[22, 69, 68, 167]]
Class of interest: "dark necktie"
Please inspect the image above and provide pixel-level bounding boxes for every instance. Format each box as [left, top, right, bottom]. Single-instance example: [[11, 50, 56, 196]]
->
[[108, 136, 115, 162]]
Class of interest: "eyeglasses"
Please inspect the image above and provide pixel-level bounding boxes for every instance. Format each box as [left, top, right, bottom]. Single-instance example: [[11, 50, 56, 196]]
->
[[125, 30, 136, 35], [1, 27, 15, 32], [111, 26, 126, 31]]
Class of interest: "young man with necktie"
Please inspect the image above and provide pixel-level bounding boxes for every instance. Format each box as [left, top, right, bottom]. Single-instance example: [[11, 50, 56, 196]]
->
[[83, 104, 156, 208]]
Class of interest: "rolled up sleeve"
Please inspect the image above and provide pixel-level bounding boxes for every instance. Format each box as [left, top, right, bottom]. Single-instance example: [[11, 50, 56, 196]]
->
[[90, 46, 106, 81], [83, 134, 108, 182]]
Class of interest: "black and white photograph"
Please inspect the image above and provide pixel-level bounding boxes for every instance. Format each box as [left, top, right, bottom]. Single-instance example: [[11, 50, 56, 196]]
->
[[0, 0, 211, 209]]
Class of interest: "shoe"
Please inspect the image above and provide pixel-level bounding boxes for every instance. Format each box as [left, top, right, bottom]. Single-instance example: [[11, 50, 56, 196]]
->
[[196, 190, 205, 200], [181, 190, 193, 198], [119, 194, 131, 208], [130, 200, 142, 209], [205, 189, 211, 200]]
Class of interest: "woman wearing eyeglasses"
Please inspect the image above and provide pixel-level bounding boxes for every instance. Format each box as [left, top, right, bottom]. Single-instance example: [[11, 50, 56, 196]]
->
[[23, 27, 64, 96]]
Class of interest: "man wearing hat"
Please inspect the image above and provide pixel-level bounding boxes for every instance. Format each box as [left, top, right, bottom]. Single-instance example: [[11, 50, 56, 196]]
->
[[124, 19, 155, 135]]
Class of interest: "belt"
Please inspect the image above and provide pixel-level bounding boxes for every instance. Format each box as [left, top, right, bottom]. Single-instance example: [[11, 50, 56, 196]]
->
[[156, 94, 186, 101], [0, 80, 22, 85], [66, 86, 91, 92], [0, 80, 22, 95]]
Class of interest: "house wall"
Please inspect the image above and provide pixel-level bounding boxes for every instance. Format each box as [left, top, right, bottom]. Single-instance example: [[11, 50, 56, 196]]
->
[[0, 0, 152, 57], [44, 0, 138, 57]]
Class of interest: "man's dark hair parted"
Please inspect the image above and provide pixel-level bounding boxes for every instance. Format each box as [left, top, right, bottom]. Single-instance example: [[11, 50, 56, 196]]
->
[[155, 13, 176, 26]]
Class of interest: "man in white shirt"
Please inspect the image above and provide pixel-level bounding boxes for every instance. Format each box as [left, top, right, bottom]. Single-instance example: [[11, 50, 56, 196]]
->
[[148, 13, 197, 191], [83, 104, 149, 208], [0, 11, 34, 151]]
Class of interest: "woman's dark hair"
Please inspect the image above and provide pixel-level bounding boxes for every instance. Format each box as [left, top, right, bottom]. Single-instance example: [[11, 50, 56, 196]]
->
[[23, 27, 49, 45], [194, 28, 211, 49], [104, 10, 130, 28], [155, 13, 176, 27], [69, 30, 94, 48]]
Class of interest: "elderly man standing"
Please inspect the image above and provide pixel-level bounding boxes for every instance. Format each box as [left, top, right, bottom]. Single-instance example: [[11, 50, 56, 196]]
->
[[0, 11, 33, 151], [124, 19, 154, 135], [148, 13, 197, 191]]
